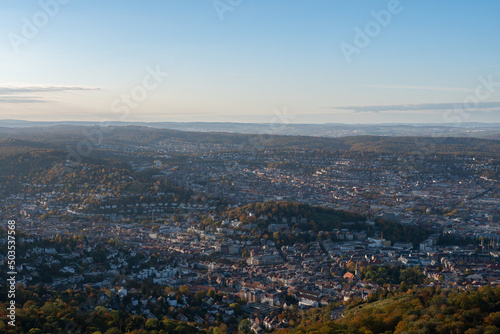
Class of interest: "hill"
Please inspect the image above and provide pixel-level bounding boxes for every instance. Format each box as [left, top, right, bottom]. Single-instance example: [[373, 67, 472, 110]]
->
[[284, 285, 500, 334], [1, 126, 500, 157]]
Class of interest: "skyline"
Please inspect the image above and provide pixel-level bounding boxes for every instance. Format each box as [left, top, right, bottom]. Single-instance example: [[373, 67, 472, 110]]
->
[[1, 1, 500, 124]]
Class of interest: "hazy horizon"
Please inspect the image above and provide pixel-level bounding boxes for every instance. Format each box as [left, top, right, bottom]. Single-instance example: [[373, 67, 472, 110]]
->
[[2, 119, 500, 126], [1, 1, 500, 124]]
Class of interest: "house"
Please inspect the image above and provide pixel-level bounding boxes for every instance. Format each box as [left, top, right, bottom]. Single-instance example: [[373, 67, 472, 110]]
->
[[167, 297, 178, 307], [263, 317, 278, 330], [117, 287, 127, 297], [343, 272, 355, 281], [177, 313, 188, 322], [251, 322, 263, 334], [295, 289, 322, 308]]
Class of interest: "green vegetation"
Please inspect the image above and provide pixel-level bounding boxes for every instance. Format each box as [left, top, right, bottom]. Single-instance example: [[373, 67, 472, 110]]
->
[[0, 286, 202, 334], [278, 285, 500, 334], [215, 201, 367, 245], [2, 127, 500, 157], [3, 284, 500, 333], [374, 219, 433, 248], [225, 201, 366, 231], [359, 265, 426, 288]]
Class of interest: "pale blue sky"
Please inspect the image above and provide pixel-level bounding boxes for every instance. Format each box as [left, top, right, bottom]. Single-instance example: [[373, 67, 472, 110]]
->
[[1, 0, 499, 123]]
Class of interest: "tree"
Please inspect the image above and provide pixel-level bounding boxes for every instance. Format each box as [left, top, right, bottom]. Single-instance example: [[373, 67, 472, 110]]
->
[[28, 329, 43, 334], [230, 303, 241, 315], [104, 328, 123, 334], [486, 312, 500, 327], [179, 285, 191, 296], [238, 319, 251, 334], [484, 326, 500, 334], [219, 323, 228, 334], [146, 318, 159, 330], [465, 269, 475, 276]]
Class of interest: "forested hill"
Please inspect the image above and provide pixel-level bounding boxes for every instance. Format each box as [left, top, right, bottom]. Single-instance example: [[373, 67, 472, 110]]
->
[[1, 125, 500, 157], [0, 138, 194, 202], [285, 285, 500, 334], [223, 201, 366, 231], [4, 283, 499, 333]]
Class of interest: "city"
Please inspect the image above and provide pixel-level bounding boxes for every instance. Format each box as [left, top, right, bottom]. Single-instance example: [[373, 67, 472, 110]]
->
[[0, 125, 499, 333], [2, 1, 500, 333]]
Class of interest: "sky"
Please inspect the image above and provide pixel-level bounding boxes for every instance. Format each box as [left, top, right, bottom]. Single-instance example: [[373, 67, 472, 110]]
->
[[0, 0, 500, 124]]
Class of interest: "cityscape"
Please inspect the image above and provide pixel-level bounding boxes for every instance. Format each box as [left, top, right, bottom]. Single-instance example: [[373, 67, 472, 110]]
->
[[1, 125, 499, 333], [1, 1, 500, 333]]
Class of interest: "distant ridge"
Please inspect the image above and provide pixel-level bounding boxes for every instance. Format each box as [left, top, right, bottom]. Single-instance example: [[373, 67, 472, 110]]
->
[[0, 119, 499, 140], [1, 125, 499, 157]]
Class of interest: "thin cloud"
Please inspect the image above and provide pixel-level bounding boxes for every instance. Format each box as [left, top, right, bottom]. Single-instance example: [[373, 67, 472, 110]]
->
[[0, 98, 47, 103], [0, 86, 100, 104], [367, 85, 473, 93], [0, 86, 99, 94], [329, 102, 500, 113]]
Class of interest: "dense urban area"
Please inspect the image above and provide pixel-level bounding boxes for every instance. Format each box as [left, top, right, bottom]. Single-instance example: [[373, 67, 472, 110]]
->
[[1, 125, 499, 334]]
